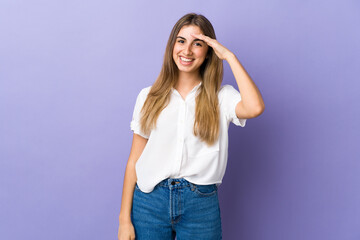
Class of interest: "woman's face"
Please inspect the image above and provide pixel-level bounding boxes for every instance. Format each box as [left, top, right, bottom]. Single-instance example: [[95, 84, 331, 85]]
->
[[172, 25, 209, 75]]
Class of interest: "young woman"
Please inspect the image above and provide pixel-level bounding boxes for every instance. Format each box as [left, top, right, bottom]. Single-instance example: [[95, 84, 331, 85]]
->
[[118, 13, 265, 240]]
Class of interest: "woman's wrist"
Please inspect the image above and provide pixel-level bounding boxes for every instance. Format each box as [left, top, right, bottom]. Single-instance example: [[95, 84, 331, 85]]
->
[[119, 215, 132, 224], [224, 51, 235, 62]]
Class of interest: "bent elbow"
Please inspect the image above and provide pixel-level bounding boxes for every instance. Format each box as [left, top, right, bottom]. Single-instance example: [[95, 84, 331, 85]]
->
[[252, 104, 265, 118]]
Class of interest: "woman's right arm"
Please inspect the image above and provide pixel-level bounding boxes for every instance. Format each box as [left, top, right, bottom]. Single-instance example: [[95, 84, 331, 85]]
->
[[118, 133, 148, 239]]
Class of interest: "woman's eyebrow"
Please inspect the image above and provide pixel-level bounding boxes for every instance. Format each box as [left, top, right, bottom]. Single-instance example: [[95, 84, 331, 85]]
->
[[176, 36, 205, 43]]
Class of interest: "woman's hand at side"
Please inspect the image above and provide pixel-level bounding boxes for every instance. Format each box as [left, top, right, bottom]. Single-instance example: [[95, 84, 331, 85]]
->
[[118, 221, 135, 240], [118, 133, 148, 239]]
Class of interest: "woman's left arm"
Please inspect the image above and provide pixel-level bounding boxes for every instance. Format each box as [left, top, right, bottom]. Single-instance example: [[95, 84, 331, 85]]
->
[[226, 52, 265, 118], [191, 33, 265, 119]]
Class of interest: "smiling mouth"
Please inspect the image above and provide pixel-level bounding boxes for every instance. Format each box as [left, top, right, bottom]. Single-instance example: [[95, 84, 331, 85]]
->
[[180, 56, 194, 62], [179, 56, 195, 66]]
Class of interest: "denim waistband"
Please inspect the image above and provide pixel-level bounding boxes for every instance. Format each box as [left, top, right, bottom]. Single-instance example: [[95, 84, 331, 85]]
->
[[158, 178, 192, 188]]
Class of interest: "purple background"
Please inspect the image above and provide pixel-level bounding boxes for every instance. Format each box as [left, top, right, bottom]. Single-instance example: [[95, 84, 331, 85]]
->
[[1, 1, 359, 239]]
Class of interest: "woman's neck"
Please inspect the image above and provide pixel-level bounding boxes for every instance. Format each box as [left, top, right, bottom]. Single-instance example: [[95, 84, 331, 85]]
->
[[175, 72, 202, 91]]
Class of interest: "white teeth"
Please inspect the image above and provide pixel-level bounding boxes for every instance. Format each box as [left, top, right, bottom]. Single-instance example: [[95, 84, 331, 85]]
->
[[180, 57, 193, 62]]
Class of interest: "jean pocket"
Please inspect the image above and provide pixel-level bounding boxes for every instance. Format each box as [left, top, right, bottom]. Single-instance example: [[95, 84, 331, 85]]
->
[[192, 183, 218, 196]]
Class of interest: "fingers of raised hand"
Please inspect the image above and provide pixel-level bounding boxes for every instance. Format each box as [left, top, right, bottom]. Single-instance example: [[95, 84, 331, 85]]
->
[[191, 33, 216, 46]]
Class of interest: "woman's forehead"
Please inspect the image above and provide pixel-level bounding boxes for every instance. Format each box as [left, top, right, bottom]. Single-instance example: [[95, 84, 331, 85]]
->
[[178, 25, 203, 35]]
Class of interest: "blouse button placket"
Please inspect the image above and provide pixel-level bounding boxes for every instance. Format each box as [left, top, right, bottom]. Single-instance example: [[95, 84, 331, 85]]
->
[[174, 99, 186, 176]]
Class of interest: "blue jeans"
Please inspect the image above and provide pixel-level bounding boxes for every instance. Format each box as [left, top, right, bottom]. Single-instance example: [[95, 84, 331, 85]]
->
[[131, 178, 222, 240]]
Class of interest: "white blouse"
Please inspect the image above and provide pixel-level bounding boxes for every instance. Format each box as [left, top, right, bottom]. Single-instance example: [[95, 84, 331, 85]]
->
[[130, 82, 247, 193]]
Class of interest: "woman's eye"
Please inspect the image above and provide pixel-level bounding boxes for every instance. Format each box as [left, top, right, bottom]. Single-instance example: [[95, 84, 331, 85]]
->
[[178, 40, 184, 43], [195, 42, 202, 47]]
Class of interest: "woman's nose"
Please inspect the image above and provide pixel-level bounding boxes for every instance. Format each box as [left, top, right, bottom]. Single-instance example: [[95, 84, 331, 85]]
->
[[183, 44, 192, 55]]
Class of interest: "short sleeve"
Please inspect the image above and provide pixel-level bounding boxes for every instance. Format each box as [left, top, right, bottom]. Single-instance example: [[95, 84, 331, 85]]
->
[[130, 87, 151, 138], [221, 84, 247, 127]]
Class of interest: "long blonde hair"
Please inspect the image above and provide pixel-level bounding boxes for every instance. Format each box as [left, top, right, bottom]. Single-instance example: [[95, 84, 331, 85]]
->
[[139, 13, 223, 146]]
